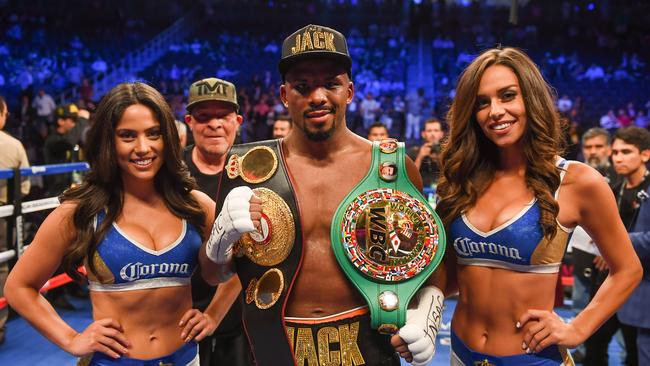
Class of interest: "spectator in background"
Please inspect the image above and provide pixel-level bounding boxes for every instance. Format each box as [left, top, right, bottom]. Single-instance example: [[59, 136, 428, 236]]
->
[[32, 88, 56, 127], [568, 127, 619, 362], [175, 120, 188, 149], [405, 87, 426, 142], [43, 103, 77, 196], [169, 64, 181, 81], [91, 56, 107, 74], [183, 77, 253, 366], [409, 118, 445, 189], [580, 128, 621, 186], [583, 63, 606, 80], [569, 95, 584, 122], [272, 115, 292, 139], [618, 108, 633, 127], [626, 103, 637, 119], [251, 94, 271, 141], [0, 96, 31, 345], [19, 95, 34, 126], [63, 107, 91, 150], [79, 78, 94, 105], [600, 108, 619, 134], [634, 110, 648, 128], [378, 95, 394, 132], [618, 133, 650, 364], [366, 121, 389, 141], [360, 92, 380, 130], [16, 67, 34, 93], [557, 94, 573, 114], [65, 61, 84, 87], [584, 126, 650, 365], [392, 94, 406, 138], [346, 95, 361, 133]]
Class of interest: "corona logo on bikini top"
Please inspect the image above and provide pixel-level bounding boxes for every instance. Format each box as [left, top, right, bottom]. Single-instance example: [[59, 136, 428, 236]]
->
[[339, 187, 440, 282]]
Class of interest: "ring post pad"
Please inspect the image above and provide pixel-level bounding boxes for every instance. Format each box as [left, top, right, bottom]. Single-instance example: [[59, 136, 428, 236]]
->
[[330, 139, 446, 333]]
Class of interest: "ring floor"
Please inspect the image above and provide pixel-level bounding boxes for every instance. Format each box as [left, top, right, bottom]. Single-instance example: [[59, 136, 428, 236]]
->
[[0, 297, 624, 365]]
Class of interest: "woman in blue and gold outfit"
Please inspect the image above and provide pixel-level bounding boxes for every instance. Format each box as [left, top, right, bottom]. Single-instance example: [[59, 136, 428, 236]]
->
[[436, 47, 642, 365], [5, 82, 228, 365]]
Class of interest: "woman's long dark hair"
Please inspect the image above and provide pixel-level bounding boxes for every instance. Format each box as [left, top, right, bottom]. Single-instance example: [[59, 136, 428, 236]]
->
[[60, 82, 205, 281], [437, 47, 564, 240]]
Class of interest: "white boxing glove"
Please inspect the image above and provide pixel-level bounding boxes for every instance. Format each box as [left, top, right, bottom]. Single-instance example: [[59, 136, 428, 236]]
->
[[398, 286, 444, 366], [206, 186, 256, 265]]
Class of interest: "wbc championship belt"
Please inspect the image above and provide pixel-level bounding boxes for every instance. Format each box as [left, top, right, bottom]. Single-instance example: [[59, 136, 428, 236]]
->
[[331, 139, 445, 334]]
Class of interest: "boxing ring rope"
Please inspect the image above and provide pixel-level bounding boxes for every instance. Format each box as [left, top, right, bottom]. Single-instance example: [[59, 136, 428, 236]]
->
[[0, 162, 89, 310]]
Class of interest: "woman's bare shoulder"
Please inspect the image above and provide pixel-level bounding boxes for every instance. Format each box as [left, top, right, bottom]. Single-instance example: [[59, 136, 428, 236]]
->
[[562, 161, 608, 193]]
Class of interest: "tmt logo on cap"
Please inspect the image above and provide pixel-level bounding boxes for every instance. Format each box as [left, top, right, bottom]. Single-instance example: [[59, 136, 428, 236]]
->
[[186, 77, 239, 112], [279, 24, 352, 76], [195, 79, 229, 97]]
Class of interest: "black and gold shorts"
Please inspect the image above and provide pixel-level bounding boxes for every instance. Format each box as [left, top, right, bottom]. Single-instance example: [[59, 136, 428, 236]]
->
[[284, 306, 400, 366]]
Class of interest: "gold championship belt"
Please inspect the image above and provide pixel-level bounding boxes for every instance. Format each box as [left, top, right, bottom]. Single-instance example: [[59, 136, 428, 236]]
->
[[216, 140, 303, 366]]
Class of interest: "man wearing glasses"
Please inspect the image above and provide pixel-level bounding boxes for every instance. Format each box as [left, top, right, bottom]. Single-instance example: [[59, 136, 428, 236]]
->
[[183, 77, 252, 366]]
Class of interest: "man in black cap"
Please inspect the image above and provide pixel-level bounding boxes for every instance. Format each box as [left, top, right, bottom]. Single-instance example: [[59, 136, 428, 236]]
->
[[203, 25, 445, 366], [42, 103, 79, 310], [182, 77, 252, 366], [43, 103, 78, 195]]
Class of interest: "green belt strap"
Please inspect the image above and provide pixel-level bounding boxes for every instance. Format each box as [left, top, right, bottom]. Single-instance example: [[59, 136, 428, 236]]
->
[[330, 140, 446, 333]]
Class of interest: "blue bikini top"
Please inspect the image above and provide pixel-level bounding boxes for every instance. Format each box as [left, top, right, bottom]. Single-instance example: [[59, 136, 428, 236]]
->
[[447, 159, 573, 274], [86, 212, 202, 292]]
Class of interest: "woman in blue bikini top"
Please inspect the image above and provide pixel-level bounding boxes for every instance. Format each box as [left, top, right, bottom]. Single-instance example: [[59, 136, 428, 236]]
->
[[435, 47, 642, 366], [5, 82, 225, 366]]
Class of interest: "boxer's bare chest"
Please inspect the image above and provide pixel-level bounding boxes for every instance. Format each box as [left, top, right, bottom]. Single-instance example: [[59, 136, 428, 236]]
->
[[283, 147, 371, 316]]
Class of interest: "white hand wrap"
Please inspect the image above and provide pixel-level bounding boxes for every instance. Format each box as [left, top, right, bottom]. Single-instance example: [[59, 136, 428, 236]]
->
[[205, 186, 255, 265], [399, 286, 444, 366]]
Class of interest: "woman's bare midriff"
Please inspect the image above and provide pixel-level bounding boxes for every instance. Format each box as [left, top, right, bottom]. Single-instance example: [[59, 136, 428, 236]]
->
[[452, 265, 557, 355], [91, 286, 192, 359]]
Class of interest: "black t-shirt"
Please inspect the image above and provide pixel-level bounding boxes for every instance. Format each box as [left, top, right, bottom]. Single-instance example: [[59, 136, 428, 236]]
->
[[619, 187, 639, 229], [43, 132, 74, 196], [419, 155, 440, 188], [406, 145, 439, 188], [44, 132, 73, 164], [183, 145, 243, 336], [183, 145, 221, 200], [598, 163, 622, 189], [614, 175, 650, 230]]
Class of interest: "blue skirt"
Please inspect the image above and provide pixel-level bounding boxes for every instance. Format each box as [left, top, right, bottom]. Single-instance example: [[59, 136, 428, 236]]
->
[[86, 341, 198, 366], [451, 330, 574, 366]]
